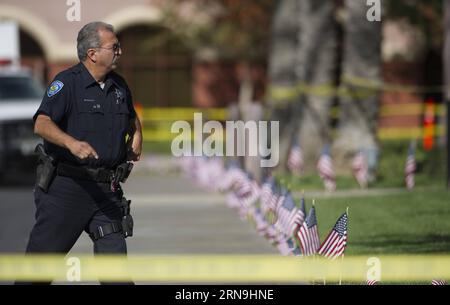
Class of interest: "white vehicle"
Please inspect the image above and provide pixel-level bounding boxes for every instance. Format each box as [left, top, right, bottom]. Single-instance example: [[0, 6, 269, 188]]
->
[[0, 66, 43, 177]]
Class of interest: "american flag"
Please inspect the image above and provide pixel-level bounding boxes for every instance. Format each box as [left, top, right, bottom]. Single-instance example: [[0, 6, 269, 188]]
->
[[264, 224, 278, 243], [231, 173, 261, 219], [275, 234, 292, 256], [352, 151, 368, 188], [318, 212, 348, 260], [233, 172, 253, 197], [260, 176, 276, 214], [266, 183, 281, 214], [284, 192, 305, 236], [300, 195, 306, 219], [272, 189, 286, 224], [274, 191, 304, 237], [253, 208, 270, 236], [431, 279, 447, 285], [405, 144, 416, 190], [317, 145, 336, 192], [273, 188, 304, 256], [287, 141, 304, 175], [296, 206, 320, 256], [217, 167, 242, 192], [221, 166, 249, 218], [207, 157, 226, 191], [240, 179, 261, 209], [194, 157, 226, 191], [217, 160, 246, 191], [287, 238, 302, 256]]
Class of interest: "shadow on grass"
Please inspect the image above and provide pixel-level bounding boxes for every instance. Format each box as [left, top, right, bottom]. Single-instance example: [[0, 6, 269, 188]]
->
[[351, 234, 450, 254]]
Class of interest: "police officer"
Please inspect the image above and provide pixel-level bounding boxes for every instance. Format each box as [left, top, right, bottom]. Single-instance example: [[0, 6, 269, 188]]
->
[[22, 22, 142, 284]]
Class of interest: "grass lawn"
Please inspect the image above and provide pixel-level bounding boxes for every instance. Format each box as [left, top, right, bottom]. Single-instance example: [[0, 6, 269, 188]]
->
[[144, 139, 447, 187], [145, 139, 450, 255], [276, 140, 447, 190], [143, 139, 450, 284], [308, 186, 450, 256], [291, 187, 450, 284]]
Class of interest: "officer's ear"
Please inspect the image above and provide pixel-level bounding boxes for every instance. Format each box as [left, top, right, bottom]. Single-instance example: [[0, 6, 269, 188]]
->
[[86, 48, 97, 63]]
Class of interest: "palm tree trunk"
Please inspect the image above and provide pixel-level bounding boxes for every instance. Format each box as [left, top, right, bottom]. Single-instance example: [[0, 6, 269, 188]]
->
[[239, 61, 265, 181], [267, 0, 300, 172], [333, 0, 382, 176], [295, 0, 337, 170]]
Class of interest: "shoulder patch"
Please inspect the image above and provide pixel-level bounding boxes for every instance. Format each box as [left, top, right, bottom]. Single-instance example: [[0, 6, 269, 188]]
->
[[47, 80, 64, 98]]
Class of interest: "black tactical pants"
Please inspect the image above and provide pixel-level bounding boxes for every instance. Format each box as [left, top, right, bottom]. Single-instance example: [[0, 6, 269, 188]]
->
[[21, 175, 132, 284]]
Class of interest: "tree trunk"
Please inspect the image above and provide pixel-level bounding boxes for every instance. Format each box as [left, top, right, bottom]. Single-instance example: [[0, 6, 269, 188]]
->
[[238, 62, 265, 181], [333, 0, 382, 177], [295, 0, 337, 171], [267, 0, 300, 173]]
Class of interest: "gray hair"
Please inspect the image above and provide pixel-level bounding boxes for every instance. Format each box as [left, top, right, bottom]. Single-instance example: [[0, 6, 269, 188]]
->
[[77, 22, 115, 61]]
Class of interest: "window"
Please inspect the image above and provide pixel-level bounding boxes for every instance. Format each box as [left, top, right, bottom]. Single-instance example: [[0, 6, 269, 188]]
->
[[0, 76, 43, 100]]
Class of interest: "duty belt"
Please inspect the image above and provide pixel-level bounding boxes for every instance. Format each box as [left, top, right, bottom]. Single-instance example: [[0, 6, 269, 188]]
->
[[56, 163, 114, 183]]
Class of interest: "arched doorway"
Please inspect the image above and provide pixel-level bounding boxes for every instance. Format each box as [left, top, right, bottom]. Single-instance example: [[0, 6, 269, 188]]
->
[[116, 24, 193, 107], [19, 29, 47, 84]]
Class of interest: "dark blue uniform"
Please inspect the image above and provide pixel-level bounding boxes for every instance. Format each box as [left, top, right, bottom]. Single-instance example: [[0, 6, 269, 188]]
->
[[35, 62, 135, 168], [24, 63, 136, 281]]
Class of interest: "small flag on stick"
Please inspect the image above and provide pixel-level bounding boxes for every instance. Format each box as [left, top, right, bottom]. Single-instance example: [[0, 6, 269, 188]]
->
[[287, 139, 304, 176], [317, 145, 336, 192], [296, 203, 320, 256], [352, 150, 368, 188], [318, 211, 348, 260]]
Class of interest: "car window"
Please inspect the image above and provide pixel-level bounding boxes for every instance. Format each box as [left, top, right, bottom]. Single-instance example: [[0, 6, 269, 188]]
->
[[0, 76, 43, 100]]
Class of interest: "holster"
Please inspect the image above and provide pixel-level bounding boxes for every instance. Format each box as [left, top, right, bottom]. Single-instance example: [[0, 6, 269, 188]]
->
[[109, 162, 134, 192], [89, 196, 134, 241], [35, 144, 56, 193], [111, 162, 134, 184], [119, 197, 133, 238]]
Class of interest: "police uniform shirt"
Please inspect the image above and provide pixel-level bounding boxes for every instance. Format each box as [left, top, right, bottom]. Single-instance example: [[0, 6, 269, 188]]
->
[[34, 62, 137, 169]]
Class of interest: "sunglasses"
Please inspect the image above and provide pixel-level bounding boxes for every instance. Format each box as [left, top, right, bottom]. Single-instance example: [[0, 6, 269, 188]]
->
[[97, 42, 121, 52]]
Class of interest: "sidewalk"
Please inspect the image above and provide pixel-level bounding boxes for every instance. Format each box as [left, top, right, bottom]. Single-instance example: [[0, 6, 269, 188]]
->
[[70, 172, 278, 255]]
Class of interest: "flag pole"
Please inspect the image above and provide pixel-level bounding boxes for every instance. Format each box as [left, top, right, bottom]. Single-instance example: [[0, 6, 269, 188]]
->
[[339, 254, 344, 285], [311, 199, 326, 285], [339, 207, 349, 285], [311, 199, 319, 284]]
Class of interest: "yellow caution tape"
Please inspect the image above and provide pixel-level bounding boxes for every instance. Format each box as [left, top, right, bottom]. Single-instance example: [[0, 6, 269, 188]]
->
[[142, 107, 228, 122], [267, 74, 450, 103], [1, 254, 449, 283], [342, 75, 450, 94], [143, 126, 445, 142], [140, 104, 445, 123], [136, 101, 447, 142]]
